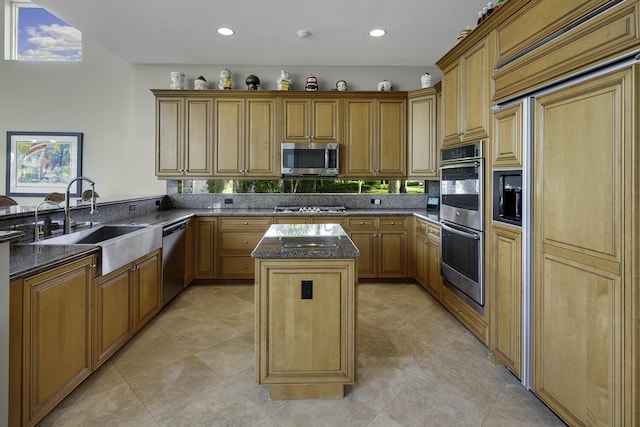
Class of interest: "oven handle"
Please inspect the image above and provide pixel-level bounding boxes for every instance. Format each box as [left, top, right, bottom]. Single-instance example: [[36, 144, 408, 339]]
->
[[440, 160, 481, 170], [440, 221, 480, 240]]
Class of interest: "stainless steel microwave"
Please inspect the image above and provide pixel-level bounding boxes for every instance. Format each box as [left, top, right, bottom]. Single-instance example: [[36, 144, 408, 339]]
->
[[281, 142, 339, 177]]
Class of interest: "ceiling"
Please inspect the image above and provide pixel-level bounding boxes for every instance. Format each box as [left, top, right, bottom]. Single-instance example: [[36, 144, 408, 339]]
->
[[34, 0, 489, 66]]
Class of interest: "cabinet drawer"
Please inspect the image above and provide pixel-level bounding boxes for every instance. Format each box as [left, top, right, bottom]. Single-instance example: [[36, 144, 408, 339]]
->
[[220, 232, 263, 252], [378, 217, 405, 230], [219, 217, 272, 230], [426, 223, 440, 240], [415, 219, 428, 236], [441, 285, 488, 345], [219, 256, 254, 276], [347, 218, 376, 229]]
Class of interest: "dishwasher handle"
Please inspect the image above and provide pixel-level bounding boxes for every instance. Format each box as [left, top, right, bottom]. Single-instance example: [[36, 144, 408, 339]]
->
[[163, 220, 188, 237]]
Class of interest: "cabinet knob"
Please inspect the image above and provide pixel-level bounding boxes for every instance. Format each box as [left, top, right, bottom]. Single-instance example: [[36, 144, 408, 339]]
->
[[243, 221, 248, 225], [242, 264, 248, 269], [391, 221, 395, 225], [243, 240, 248, 244]]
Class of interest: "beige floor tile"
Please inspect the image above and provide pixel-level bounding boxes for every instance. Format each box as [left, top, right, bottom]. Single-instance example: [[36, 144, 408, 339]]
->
[[194, 332, 255, 379]]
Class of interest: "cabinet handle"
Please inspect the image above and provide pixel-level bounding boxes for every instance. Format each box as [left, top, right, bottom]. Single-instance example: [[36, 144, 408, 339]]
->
[[242, 264, 248, 269], [89, 264, 97, 269], [243, 221, 248, 225], [243, 240, 248, 244]]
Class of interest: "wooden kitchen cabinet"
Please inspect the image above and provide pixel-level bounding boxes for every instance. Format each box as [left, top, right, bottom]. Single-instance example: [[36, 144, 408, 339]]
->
[[492, 101, 523, 168], [94, 264, 133, 369], [131, 250, 161, 332], [21, 256, 96, 426], [155, 95, 214, 177], [408, 88, 439, 178], [343, 95, 407, 177], [217, 217, 272, 279], [195, 217, 217, 278], [414, 218, 442, 301], [280, 97, 341, 143], [184, 217, 195, 286], [255, 258, 356, 398], [489, 223, 522, 378], [439, 35, 492, 147], [214, 96, 278, 177], [531, 66, 636, 426], [347, 216, 407, 279]]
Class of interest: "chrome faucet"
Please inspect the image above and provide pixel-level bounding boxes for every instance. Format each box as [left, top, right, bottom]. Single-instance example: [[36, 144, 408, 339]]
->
[[64, 176, 96, 234], [34, 200, 61, 241]]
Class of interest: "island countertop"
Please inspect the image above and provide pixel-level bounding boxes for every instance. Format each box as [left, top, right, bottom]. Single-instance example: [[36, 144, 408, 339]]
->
[[251, 223, 360, 259]]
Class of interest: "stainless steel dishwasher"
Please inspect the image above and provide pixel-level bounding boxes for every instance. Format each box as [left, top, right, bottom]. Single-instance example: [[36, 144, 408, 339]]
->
[[162, 220, 188, 307]]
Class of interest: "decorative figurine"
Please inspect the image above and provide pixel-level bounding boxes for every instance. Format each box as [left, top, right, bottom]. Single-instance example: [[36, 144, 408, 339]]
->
[[336, 80, 347, 91], [377, 79, 392, 91], [194, 75, 207, 90], [245, 74, 260, 90], [218, 68, 232, 90], [305, 76, 318, 91], [170, 71, 185, 89], [277, 70, 291, 91], [420, 73, 432, 88]]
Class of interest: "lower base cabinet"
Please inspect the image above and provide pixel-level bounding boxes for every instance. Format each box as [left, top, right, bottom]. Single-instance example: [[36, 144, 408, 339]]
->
[[441, 284, 489, 346], [20, 256, 96, 426]]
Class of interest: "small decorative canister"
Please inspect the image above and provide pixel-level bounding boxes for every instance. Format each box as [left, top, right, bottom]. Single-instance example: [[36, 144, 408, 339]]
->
[[170, 71, 185, 89], [336, 80, 347, 91], [377, 79, 392, 91], [194, 76, 207, 90], [305, 76, 318, 91], [218, 68, 232, 90], [246, 74, 260, 90], [277, 70, 291, 91], [420, 73, 432, 88]]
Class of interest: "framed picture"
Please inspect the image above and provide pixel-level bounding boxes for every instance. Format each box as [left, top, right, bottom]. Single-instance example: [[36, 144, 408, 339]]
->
[[6, 131, 83, 197]]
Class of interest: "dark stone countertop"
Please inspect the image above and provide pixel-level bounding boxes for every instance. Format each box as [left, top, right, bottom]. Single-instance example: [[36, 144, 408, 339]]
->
[[252, 224, 360, 259], [10, 208, 438, 280]]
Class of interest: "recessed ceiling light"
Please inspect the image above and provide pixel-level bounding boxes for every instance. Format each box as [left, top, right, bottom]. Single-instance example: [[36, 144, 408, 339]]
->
[[217, 27, 234, 36], [369, 29, 386, 37]]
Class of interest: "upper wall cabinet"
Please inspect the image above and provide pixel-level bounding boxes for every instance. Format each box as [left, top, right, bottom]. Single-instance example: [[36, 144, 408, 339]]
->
[[342, 95, 407, 178], [155, 94, 214, 177], [439, 35, 493, 147], [408, 88, 439, 178], [214, 96, 278, 177], [280, 96, 342, 143], [491, 101, 522, 168]]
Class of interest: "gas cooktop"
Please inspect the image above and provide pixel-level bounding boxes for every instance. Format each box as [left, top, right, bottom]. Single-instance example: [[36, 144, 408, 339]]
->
[[273, 206, 346, 213]]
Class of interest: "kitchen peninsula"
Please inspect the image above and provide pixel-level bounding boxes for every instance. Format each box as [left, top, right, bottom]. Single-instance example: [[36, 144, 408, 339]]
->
[[252, 223, 359, 399]]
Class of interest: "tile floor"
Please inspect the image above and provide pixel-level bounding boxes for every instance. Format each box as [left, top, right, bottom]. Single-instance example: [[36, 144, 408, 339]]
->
[[39, 283, 566, 426]]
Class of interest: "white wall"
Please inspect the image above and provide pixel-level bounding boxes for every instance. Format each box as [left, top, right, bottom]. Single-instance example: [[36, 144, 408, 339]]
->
[[1, 6, 441, 205]]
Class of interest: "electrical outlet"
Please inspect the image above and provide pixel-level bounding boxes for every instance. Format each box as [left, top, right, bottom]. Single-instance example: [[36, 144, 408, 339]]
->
[[224, 198, 233, 205], [155, 199, 161, 206], [301, 280, 313, 300], [371, 198, 381, 205], [128, 203, 136, 211]]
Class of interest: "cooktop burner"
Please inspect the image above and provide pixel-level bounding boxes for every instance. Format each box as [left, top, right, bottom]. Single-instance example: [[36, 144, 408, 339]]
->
[[273, 206, 346, 213]]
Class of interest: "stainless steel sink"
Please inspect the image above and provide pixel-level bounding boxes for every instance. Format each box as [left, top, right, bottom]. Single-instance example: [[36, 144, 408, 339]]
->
[[33, 224, 162, 275]]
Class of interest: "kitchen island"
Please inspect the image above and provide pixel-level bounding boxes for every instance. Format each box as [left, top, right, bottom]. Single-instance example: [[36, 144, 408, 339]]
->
[[252, 223, 359, 399]]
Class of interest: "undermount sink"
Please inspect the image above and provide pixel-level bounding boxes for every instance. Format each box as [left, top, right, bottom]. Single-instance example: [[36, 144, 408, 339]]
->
[[280, 236, 341, 249], [33, 224, 162, 275]]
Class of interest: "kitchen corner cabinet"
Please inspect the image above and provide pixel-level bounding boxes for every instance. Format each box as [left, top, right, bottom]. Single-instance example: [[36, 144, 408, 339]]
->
[[347, 216, 407, 279], [214, 96, 278, 177], [489, 223, 522, 378], [440, 35, 492, 147], [217, 217, 272, 279], [280, 97, 341, 143], [408, 88, 439, 178], [155, 95, 214, 177], [492, 102, 523, 168], [343, 96, 407, 177], [414, 218, 441, 300], [195, 217, 217, 278], [21, 256, 96, 426]]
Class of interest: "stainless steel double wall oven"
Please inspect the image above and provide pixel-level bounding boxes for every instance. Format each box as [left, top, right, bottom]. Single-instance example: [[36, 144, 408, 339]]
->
[[440, 142, 484, 313]]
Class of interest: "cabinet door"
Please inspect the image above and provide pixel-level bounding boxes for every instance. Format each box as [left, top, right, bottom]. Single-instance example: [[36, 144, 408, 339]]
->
[[245, 98, 277, 177], [441, 61, 461, 147], [461, 37, 491, 142], [492, 102, 523, 168], [133, 251, 161, 331], [156, 97, 184, 176], [349, 231, 375, 278], [343, 99, 375, 177], [414, 232, 428, 287], [94, 265, 133, 369], [22, 257, 94, 425], [377, 99, 406, 177], [426, 224, 441, 301], [408, 90, 438, 178], [378, 230, 407, 277], [310, 99, 340, 142], [490, 224, 521, 378], [214, 98, 244, 176], [195, 218, 217, 278], [282, 99, 308, 141], [184, 98, 213, 176], [532, 67, 631, 426]]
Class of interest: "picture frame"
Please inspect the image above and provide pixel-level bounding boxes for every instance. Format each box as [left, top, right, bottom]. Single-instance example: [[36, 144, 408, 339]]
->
[[6, 131, 83, 197]]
